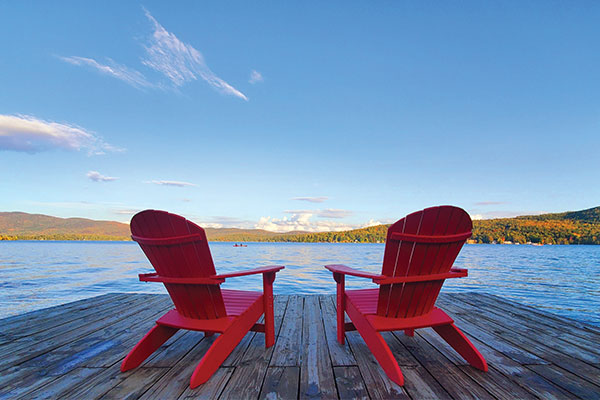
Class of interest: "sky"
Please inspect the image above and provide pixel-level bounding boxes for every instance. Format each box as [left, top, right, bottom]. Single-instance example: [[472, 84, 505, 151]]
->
[[1, 1, 599, 232]]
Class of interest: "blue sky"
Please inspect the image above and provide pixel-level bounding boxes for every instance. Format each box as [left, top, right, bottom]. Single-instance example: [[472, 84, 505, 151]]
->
[[1, 1, 599, 232]]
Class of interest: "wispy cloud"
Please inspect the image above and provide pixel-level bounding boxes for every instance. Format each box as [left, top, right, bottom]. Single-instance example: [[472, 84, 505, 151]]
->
[[249, 70, 263, 84], [318, 209, 353, 219], [87, 170, 118, 182], [147, 180, 197, 187], [283, 208, 353, 219], [474, 201, 508, 206], [59, 56, 154, 89], [142, 8, 248, 100], [113, 208, 141, 215], [57, 9, 248, 100], [292, 196, 329, 203], [0, 114, 122, 155]]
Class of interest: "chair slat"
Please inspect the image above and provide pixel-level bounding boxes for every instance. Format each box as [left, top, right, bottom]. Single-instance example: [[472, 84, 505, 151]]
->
[[131, 210, 226, 319], [131, 233, 204, 246], [389, 231, 472, 243], [377, 206, 472, 318]]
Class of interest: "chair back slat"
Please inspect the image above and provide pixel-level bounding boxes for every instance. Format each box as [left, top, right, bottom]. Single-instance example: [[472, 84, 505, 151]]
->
[[131, 210, 227, 319], [377, 206, 472, 318]]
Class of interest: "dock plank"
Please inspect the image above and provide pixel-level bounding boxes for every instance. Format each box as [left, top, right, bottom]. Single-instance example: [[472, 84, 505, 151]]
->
[[439, 298, 600, 387], [450, 292, 600, 361], [2, 292, 599, 400], [269, 295, 303, 367], [319, 295, 357, 367], [217, 295, 288, 399], [0, 295, 164, 372], [259, 367, 300, 400], [299, 296, 336, 399], [428, 312, 578, 399], [332, 366, 368, 400]]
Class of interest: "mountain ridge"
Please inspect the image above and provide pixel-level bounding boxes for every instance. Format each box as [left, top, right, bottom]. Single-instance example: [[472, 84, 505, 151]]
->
[[1, 206, 599, 244]]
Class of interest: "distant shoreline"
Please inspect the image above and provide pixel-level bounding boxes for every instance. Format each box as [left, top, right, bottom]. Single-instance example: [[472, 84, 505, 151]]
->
[[1, 238, 597, 246], [2, 205, 600, 245]]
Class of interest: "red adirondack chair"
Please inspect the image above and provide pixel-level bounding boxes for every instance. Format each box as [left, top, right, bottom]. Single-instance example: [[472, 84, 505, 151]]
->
[[326, 206, 487, 386], [121, 210, 284, 388]]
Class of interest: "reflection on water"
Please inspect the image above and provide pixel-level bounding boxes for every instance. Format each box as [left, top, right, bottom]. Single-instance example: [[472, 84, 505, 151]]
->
[[0, 241, 598, 325]]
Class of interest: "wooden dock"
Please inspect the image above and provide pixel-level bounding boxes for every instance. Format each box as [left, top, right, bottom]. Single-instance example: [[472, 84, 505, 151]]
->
[[1, 293, 599, 399]]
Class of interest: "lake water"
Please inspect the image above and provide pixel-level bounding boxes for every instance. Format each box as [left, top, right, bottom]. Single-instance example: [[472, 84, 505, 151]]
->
[[0, 241, 598, 325]]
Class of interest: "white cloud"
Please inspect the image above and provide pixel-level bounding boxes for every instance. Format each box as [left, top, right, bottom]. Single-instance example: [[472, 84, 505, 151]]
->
[[147, 180, 197, 187], [363, 219, 384, 227], [87, 170, 118, 182], [0, 114, 122, 155], [469, 210, 546, 220], [200, 222, 224, 229], [256, 212, 378, 233], [142, 9, 248, 100], [249, 70, 263, 84], [292, 196, 329, 203], [59, 56, 154, 89], [189, 215, 256, 229]]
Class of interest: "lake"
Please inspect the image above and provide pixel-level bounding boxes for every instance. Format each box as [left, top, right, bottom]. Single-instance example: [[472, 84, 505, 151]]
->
[[0, 241, 598, 325]]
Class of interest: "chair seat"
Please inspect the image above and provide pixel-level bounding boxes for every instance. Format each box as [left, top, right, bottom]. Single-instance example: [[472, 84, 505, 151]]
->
[[346, 288, 379, 314], [156, 289, 262, 332], [346, 288, 453, 331], [222, 289, 262, 316]]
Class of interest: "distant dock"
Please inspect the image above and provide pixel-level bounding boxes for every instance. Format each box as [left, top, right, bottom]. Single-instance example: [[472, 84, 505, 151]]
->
[[1, 293, 599, 399]]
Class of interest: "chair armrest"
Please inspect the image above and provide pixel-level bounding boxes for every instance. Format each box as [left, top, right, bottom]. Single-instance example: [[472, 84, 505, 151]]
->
[[325, 264, 384, 280], [212, 265, 285, 280], [139, 272, 224, 284], [373, 268, 468, 284]]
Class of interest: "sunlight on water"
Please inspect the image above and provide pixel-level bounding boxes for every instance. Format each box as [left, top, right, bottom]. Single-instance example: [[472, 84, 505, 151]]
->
[[0, 242, 598, 325]]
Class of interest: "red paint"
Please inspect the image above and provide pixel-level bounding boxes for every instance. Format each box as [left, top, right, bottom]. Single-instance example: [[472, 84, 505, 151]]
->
[[121, 210, 284, 388], [325, 206, 488, 386]]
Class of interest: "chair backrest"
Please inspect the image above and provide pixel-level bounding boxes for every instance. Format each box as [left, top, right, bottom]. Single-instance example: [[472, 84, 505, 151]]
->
[[131, 210, 226, 319], [377, 206, 472, 318]]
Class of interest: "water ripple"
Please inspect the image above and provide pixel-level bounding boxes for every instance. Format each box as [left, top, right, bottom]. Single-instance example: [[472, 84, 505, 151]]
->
[[0, 241, 597, 326]]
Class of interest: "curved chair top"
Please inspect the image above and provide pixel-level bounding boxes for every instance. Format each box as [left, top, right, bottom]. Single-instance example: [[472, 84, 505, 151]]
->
[[131, 210, 224, 319], [378, 205, 472, 317]]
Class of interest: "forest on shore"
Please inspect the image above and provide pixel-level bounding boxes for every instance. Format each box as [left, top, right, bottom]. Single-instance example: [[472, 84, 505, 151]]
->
[[1, 207, 599, 245]]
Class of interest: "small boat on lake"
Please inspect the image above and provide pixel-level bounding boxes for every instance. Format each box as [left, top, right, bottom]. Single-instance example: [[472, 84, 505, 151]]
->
[[233, 243, 247, 247]]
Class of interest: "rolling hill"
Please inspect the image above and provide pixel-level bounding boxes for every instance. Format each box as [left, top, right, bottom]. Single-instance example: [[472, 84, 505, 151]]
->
[[1, 207, 599, 244]]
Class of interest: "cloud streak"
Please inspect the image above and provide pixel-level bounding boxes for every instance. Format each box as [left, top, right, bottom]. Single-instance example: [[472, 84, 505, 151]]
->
[[142, 9, 248, 100], [292, 196, 329, 203], [59, 56, 154, 89], [0, 114, 121, 154], [57, 9, 247, 100], [474, 201, 508, 206], [87, 171, 118, 182], [283, 209, 353, 219], [147, 180, 197, 187]]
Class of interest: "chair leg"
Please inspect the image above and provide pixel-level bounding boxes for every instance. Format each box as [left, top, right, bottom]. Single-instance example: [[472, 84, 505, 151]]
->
[[335, 273, 346, 344], [204, 331, 215, 337], [346, 301, 404, 385], [263, 272, 276, 348], [190, 300, 263, 388], [121, 324, 178, 371], [404, 329, 414, 337], [433, 323, 488, 371]]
